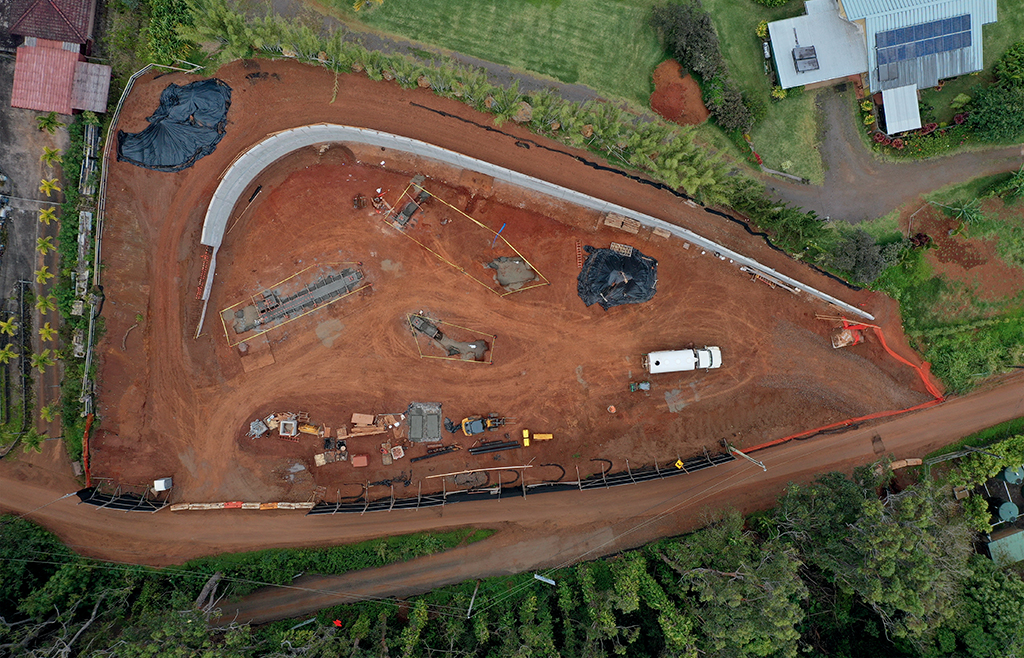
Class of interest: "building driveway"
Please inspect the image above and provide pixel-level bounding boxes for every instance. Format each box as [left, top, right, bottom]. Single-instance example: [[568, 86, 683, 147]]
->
[[765, 87, 1024, 223]]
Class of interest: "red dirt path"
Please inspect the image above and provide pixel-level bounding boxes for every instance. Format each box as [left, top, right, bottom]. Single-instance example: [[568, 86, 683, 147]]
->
[[89, 58, 937, 507]]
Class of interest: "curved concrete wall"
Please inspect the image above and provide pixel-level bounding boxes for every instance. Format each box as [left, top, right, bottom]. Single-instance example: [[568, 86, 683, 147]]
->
[[198, 124, 872, 328]]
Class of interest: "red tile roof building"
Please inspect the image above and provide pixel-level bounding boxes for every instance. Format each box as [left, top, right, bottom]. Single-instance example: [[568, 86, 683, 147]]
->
[[10, 38, 110, 114], [9, 0, 97, 44]]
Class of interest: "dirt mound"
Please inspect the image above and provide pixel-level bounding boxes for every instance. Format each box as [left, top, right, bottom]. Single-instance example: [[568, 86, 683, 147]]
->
[[650, 60, 709, 126]]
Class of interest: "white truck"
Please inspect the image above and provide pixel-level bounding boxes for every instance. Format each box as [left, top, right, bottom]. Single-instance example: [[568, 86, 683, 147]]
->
[[643, 347, 722, 374]]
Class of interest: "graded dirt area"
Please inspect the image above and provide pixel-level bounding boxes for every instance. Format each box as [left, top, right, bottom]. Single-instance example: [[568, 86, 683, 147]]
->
[[92, 59, 938, 505], [649, 59, 709, 126], [900, 199, 1024, 305]]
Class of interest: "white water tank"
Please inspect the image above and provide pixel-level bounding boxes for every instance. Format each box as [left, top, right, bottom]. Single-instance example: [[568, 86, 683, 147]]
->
[[153, 478, 173, 492]]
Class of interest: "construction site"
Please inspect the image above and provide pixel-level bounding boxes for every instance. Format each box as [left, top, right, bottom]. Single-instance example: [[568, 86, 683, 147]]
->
[[89, 59, 943, 510]]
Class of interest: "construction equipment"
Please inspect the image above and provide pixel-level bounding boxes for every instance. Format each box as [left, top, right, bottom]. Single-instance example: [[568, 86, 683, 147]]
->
[[410, 314, 443, 341], [353, 193, 367, 209], [462, 413, 508, 436], [830, 326, 865, 349]]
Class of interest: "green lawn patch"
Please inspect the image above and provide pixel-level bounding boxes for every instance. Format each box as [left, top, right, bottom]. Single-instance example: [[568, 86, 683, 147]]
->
[[176, 528, 495, 598], [750, 88, 823, 184], [329, 0, 666, 105]]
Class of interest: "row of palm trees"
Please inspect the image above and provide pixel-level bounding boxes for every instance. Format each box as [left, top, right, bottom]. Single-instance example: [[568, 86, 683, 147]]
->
[[0, 315, 56, 371]]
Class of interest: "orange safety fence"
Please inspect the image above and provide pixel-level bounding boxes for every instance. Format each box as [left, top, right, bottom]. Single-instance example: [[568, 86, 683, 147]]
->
[[744, 320, 945, 454], [83, 413, 94, 487]]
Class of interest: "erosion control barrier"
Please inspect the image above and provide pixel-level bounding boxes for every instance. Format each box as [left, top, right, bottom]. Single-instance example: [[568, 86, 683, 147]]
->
[[309, 452, 736, 515], [195, 124, 873, 336], [75, 487, 167, 512], [168, 501, 317, 511]]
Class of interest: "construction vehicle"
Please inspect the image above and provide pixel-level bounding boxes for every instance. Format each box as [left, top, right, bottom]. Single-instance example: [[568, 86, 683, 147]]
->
[[830, 326, 865, 349], [461, 413, 507, 436]]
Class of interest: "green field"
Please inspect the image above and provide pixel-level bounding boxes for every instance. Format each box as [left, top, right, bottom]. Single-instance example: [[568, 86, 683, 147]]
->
[[332, 0, 667, 105]]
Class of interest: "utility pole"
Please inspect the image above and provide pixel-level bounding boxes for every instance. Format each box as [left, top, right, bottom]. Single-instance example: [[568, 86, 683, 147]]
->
[[722, 440, 767, 472], [466, 580, 480, 618]]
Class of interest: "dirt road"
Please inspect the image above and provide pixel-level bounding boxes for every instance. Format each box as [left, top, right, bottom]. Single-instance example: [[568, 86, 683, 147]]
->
[[2, 371, 1021, 619]]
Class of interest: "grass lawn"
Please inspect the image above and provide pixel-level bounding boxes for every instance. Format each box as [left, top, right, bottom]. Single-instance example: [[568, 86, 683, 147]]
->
[[749, 88, 824, 184], [701, 0, 805, 96], [326, 0, 666, 105], [701, 0, 822, 182]]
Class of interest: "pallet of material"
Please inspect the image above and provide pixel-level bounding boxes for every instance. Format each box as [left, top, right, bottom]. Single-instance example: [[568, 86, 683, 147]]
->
[[652, 227, 671, 239], [609, 242, 634, 256], [170, 503, 190, 512], [619, 217, 641, 234], [351, 412, 375, 425], [603, 213, 625, 229]]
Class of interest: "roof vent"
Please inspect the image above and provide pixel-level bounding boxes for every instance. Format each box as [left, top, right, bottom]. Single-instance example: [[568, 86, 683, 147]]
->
[[793, 45, 819, 72]]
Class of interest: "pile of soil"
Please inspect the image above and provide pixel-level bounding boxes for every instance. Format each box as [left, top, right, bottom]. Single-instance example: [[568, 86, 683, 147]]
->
[[649, 60, 710, 126]]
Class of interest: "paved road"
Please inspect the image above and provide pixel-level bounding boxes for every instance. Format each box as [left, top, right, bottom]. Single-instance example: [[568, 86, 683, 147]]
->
[[3, 371, 1022, 622], [766, 87, 1024, 222]]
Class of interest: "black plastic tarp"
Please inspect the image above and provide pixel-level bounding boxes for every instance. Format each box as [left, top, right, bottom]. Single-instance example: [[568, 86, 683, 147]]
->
[[117, 79, 232, 172], [577, 245, 658, 309]]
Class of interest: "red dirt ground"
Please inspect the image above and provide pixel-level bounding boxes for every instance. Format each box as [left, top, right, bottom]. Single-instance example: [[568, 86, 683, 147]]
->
[[91, 59, 937, 506], [900, 199, 1024, 304], [650, 60, 710, 126]]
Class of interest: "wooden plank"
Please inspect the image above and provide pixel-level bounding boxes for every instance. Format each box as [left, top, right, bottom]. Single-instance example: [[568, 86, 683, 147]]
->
[[652, 227, 671, 239], [351, 413, 375, 425]]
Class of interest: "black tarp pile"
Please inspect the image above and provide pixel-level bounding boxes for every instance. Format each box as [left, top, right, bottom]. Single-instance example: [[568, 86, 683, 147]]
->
[[577, 245, 658, 309], [117, 79, 232, 172]]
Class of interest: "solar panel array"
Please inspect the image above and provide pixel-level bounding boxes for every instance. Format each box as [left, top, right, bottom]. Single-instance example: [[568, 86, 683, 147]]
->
[[875, 15, 972, 66]]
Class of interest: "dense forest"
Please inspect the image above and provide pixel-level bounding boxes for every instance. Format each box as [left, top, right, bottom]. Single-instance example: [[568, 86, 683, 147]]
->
[[4, 438, 1024, 657]]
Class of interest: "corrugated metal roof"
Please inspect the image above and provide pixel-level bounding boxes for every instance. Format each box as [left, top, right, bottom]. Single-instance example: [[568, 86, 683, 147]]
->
[[769, 0, 869, 90], [863, 0, 994, 92], [10, 41, 78, 114], [70, 61, 110, 112], [989, 528, 1024, 566], [842, 0, 995, 21], [881, 84, 922, 133]]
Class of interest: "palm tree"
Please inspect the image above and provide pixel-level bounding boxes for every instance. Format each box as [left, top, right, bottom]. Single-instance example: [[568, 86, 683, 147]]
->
[[35, 294, 57, 313], [38, 207, 57, 226], [35, 266, 54, 285], [36, 236, 55, 256], [40, 403, 59, 422], [40, 147, 62, 169], [36, 112, 63, 134], [39, 322, 57, 342], [0, 317, 17, 337], [0, 344, 17, 364], [39, 179, 61, 198], [21, 431, 45, 454], [30, 349, 55, 373]]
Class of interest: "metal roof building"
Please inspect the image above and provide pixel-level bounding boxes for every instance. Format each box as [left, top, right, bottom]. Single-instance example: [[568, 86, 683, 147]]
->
[[987, 527, 1024, 566], [770, 0, 998, 133], [768, 0, 869, 90]]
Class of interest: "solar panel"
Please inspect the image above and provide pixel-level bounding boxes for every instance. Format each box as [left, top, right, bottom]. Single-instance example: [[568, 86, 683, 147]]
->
[[875, 14, 971, 67]]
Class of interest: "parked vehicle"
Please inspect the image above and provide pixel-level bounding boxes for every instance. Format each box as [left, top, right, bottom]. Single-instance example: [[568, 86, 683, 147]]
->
[[643, 347, 722, 374]]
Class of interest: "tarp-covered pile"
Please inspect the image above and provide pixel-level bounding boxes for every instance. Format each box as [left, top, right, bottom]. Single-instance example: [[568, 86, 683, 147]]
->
[[117, 79, 232, 172], [577, 246, 658, 310]]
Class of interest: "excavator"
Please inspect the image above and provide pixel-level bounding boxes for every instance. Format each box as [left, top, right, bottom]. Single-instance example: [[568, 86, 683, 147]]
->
[[461, 413, 508, 436]]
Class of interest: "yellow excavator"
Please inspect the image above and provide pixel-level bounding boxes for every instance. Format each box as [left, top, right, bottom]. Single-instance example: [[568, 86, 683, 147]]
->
[[461, 413, 508, 436]]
